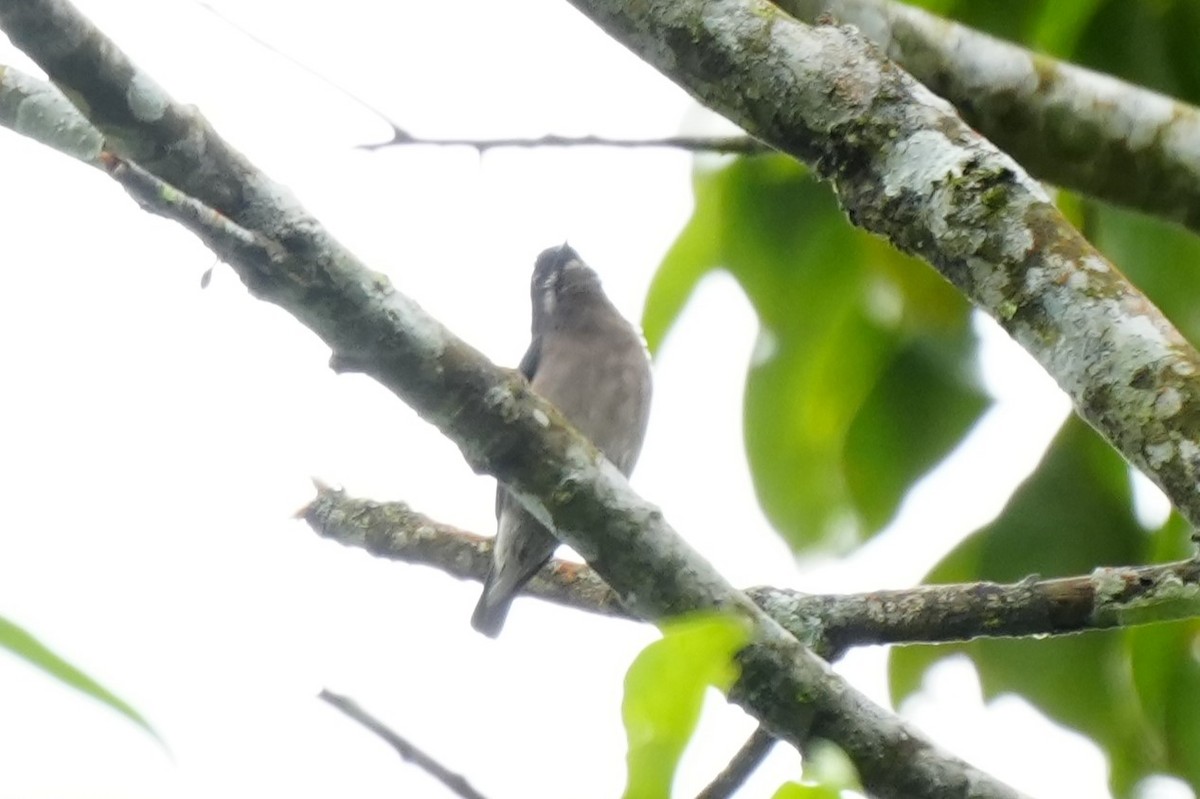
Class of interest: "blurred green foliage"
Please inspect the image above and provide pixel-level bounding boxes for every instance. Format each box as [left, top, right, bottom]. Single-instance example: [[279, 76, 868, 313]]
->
[[621, 614, 749, 799], [647, 0, 1200, 795], [0, 614, 159, 743], [644, 157, 987, 551], [770, 782, 841, 799]]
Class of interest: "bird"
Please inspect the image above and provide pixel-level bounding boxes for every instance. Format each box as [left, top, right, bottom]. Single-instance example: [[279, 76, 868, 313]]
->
[[471, 244, 653, 637]]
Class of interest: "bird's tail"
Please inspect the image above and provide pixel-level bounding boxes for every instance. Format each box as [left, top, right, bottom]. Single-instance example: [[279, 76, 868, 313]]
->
[[471, 571, 514, 638]]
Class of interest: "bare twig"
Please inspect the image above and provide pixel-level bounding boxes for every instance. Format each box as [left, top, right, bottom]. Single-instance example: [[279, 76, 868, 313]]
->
[[695, 726, 778, 799], [319, 689, 489, 799], [358, 130, 770, 154]]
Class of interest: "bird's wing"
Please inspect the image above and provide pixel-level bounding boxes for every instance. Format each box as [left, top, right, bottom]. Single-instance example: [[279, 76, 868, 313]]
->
[[517, 334, 541, 381]]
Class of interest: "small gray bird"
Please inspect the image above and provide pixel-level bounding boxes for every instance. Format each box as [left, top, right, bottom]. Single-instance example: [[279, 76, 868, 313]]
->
[[471, 244, 653, 637]]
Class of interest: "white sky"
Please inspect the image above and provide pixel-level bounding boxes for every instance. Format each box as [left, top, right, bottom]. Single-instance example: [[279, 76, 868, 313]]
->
[[0, 1, 1188, 798]]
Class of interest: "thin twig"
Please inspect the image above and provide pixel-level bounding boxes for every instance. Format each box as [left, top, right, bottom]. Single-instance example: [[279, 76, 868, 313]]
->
[[695, 726, 778, 799], [358, 130, 772, 154], [319, 689, 489, 799]]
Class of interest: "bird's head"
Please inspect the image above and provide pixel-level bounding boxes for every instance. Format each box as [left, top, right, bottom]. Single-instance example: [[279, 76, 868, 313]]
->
[[531, 243, 604, 323]]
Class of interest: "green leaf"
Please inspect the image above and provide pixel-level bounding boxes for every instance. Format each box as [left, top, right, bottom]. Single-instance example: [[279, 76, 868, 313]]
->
[[622, 613, 750, 799], [648, 156, 987, 551], [1161, 1, 1200, 104], [770, 782, 841, 799], [0, 614, 161, 743], [844, 333, 989, 531]]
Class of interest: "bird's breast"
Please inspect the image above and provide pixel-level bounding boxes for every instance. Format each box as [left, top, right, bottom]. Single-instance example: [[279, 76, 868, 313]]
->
[[531, 327, 652, 475]]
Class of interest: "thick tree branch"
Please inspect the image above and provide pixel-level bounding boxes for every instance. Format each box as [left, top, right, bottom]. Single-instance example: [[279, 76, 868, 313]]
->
[[0, 3, 1032, 797], [303, 486, 1200, 657], [565, 0, 1200, 538], [777, 0, 1200, 233]]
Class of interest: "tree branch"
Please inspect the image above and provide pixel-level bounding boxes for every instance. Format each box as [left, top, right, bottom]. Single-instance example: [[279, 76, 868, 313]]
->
[[750, 564, 1200, 656], [298, 482, 628, 620], [565, 0, 1200, 538], [302, 485, 1200, 657], [777, 0, 1200, 234], [319, 689, 489, 799]]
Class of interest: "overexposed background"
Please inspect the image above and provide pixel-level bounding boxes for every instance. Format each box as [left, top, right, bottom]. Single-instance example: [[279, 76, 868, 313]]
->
[[0, 1, 1174, 797]]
